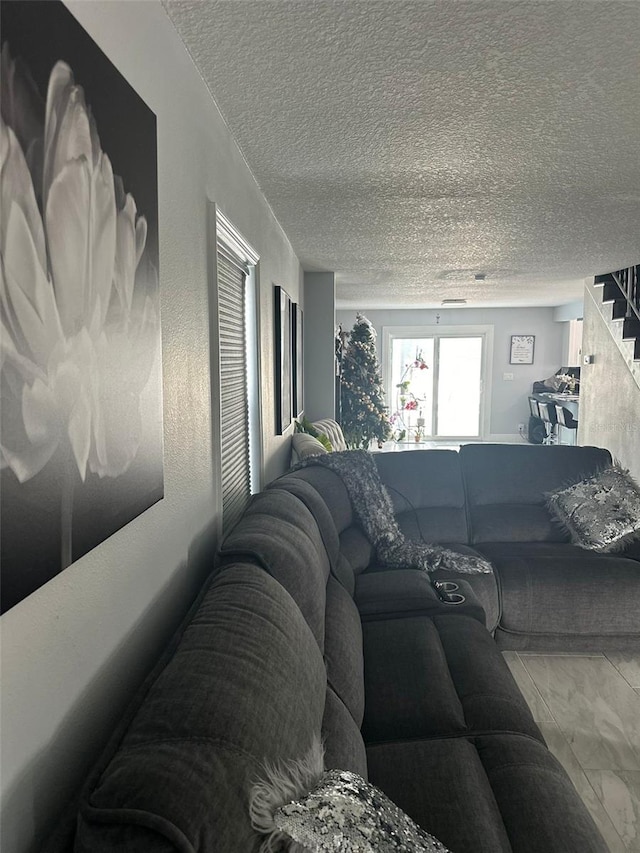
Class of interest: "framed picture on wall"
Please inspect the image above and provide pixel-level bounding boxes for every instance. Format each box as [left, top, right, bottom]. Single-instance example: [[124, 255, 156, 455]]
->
[[292, 303, 304, 419], [275, 286, 292, 434], [0, 0, 164, 614], [510, 335, 535, 364]]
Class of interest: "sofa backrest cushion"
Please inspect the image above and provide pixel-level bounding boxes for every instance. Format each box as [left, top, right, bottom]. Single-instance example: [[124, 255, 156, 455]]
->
[[267, 474, 355, 595], [322, 687, 368, 779], [374, 450, 469, 543], [230, 480, 365, 730], [324, 576, 366, 727], [283, 466, 354, 533], [281, 467, 374, 573], [218, 488, 330, 647], [460, 444, 612, 543], [74, 565, 326, 852]]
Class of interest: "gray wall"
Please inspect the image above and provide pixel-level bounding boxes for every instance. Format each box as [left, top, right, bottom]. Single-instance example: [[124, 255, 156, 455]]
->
[[579, 285, 640, 480], [303, 272, 336, 422], [337, 307, 565, 437], [0, 3, 301, 850]]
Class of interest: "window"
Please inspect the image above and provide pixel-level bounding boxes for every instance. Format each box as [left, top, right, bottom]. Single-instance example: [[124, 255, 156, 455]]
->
[[215, 209, 260, 533], [383, 325, 493, 440]]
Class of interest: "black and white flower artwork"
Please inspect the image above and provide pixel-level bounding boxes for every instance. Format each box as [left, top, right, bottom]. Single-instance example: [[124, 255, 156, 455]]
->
[[1, 1, 163, 613]]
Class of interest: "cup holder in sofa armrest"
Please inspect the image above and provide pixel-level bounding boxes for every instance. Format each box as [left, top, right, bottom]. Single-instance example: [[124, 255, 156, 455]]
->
[[439, 592, 466, 605], [433, 582, 466, 605], [434, 581, 459, 594], [431, 579, 485, 623]]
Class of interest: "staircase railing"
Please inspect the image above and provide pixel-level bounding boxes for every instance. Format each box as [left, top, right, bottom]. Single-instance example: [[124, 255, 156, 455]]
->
[[594, 264, 640, 360]]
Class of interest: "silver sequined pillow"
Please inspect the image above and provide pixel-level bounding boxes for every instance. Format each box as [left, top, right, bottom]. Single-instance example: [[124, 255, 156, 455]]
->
[[547, 464, 640, 552], [274, 769, 450, 852], [250, 738, 450, 852]]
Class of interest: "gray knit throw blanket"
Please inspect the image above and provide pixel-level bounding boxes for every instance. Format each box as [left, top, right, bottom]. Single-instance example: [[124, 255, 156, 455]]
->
[[296, 450, 493, 575]]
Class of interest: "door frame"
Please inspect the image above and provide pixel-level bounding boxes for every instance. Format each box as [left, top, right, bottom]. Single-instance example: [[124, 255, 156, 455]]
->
[[382, 324, 494, 441]]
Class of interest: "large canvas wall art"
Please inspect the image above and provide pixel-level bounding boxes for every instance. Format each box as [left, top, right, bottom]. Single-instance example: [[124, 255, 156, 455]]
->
[[0, 1, 164, 613]]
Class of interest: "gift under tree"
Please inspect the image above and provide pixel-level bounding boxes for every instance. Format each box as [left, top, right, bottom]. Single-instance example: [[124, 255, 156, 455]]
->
[[339, 314, 392, 449]]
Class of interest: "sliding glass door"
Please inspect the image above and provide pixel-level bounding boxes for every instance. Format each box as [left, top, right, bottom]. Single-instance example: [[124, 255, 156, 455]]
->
[[384, 326, 491, 440], [437, 336, 483, 436]]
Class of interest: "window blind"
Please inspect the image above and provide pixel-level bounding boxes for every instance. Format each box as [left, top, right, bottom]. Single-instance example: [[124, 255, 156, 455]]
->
[[217, 242, 251, 534]]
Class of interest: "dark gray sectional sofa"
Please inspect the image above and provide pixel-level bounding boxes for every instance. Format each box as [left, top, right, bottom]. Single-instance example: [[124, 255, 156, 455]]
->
[[47, 444, 639, 852], [372, 443, 640, 651]]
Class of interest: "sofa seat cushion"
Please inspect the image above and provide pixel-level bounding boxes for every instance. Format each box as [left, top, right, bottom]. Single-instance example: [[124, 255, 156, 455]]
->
[[366, 733, 607, 853], [483, 547, 640, 649], [477, 541, 602, 560], [74, 565, 327, 852], [362, 614, 542, 744]]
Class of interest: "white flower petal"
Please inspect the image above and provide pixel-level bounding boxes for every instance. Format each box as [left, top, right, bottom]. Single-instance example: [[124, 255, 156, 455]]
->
[[0, 120, 46, 271], [0, 313, 47, 386], [3, 201, 58, 365], [89, 387, 141, 478], [46, 157, 91, 335], [88, 328, 143, 477], [50, 356, 83, 419], [54, 86, 93, 176], [129, 294, 160, 392], [135, 213, 147, 267], [89, 152, 116, 329], [113, 193, 137, 316], [0, 438, 58, 484], [67, 390, 91, 482], [43, 61, 74, 205], [22, 375, 60, 444]]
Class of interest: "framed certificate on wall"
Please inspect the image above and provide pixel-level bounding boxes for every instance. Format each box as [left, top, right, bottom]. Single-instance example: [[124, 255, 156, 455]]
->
[[510, 335, 535, 364]]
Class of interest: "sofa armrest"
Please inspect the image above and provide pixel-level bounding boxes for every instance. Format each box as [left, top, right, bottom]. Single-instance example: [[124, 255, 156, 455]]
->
[[355, 570, 486, 625]]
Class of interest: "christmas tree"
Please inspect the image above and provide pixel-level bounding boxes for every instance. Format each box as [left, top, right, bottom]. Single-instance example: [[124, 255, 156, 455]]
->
[[339, 314, 392, 449]]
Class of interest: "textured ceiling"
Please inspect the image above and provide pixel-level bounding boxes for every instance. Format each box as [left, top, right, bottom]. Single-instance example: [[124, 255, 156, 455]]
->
[[164, 0, 640, 308]]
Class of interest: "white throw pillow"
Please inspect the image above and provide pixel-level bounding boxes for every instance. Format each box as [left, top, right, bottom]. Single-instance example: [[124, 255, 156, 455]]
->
[[291, 433, 329, 466]]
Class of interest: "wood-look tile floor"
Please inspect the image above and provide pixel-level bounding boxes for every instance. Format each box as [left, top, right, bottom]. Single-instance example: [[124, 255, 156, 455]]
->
[[503, 652, 640, 852]]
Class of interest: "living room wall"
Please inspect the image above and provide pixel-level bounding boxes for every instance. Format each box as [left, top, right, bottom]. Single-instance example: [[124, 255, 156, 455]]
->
[[579, 284, 640, 480], [0, 3, 301, 851], [336, 307, 565, 438]]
